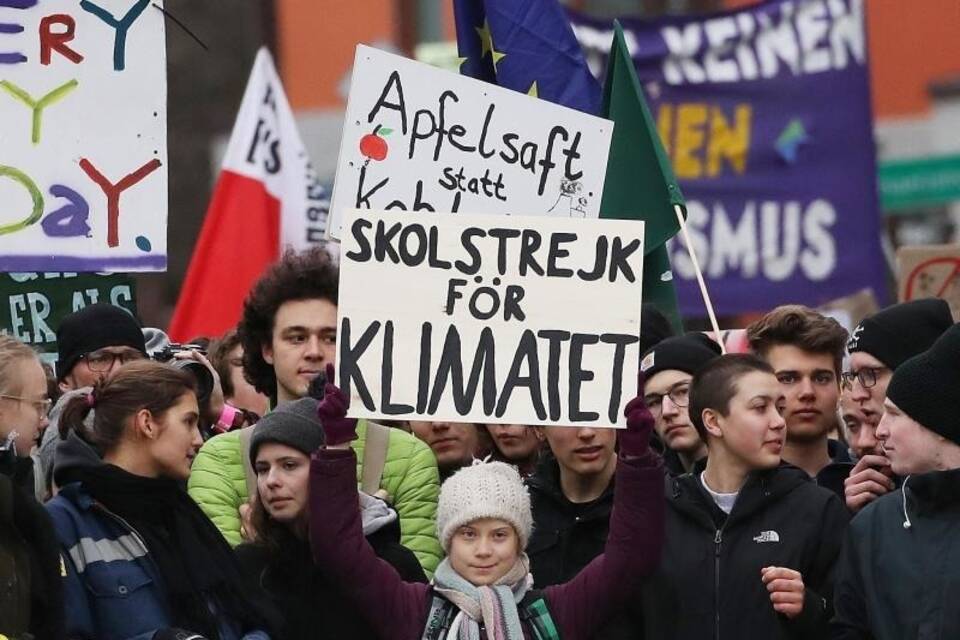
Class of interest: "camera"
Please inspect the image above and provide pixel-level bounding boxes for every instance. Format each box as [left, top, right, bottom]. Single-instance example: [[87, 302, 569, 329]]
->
[[152, 343, 214, 404]]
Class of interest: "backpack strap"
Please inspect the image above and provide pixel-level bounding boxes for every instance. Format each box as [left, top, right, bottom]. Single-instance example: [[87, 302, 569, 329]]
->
[[421, 594, 458, 640], [239, 426, 257, 498], [360, 420, 390, 496], [519, 589, 562, 640]]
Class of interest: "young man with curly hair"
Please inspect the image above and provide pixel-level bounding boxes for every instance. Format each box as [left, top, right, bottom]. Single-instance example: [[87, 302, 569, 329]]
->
[[188, 247, 444, 575]]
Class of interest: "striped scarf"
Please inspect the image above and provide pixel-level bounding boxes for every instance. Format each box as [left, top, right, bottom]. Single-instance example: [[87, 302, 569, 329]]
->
[[432, 553, 533, 640]]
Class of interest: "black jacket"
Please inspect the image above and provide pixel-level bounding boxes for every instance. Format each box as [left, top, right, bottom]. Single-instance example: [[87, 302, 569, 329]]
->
[[831, 468, 960, 640], [236, 519, 426, 640], [643, 465, 849, 640], [813, 440, 854, 502], [527, 453, 642, 639], [0, 471, 64, 640]]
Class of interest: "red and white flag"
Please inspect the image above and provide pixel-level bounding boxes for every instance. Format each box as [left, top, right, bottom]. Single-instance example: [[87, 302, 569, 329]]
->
[[168, 48, 329, 341]]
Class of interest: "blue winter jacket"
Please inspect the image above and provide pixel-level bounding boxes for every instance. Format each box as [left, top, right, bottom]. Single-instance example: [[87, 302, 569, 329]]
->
[[45, 481, 269, 640]]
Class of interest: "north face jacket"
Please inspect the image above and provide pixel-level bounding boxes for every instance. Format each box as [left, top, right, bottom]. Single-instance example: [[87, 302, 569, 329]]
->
[[188, 419, 443, 575], [643, 465, 849, 640], [831, 468, 960, 640]]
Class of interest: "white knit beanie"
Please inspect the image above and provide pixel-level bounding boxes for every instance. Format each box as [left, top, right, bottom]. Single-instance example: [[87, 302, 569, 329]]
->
[[436, 461, 533, 553]]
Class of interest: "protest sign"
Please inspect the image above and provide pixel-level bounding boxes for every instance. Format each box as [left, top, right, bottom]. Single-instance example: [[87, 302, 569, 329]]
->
[[328, 45, 614, 238], [0, 272, 137, 362], [337, 208, 644, 427], [570, 0, 888, 315], [898, 244, 960, 321], [0, 0, 166, 272]]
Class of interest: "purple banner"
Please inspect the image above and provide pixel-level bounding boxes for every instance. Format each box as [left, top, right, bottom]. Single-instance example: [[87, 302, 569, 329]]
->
[[570, 0, 887, 316]]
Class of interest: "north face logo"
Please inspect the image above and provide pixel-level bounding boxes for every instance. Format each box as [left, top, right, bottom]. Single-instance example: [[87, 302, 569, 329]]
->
[[753, 530, 780, 543]]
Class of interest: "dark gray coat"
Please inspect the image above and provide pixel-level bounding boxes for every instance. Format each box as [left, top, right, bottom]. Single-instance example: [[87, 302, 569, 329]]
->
[[831, 468, 960, 640]]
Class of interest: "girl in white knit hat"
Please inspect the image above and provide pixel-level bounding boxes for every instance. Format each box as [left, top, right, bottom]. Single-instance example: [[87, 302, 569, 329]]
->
[[307, 364, 664, 640]]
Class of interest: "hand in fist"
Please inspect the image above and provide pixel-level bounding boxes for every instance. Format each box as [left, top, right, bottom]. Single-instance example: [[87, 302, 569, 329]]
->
[[620, 372, 655, 458], [316, 363, 357, 447]]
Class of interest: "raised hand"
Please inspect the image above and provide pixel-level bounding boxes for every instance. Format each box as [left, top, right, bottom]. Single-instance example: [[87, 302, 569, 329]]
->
[[620, 372, 655, 457], [316, 363, 358, 447]]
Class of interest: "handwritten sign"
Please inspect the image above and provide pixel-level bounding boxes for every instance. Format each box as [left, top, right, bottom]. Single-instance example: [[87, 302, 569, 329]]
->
[[898, 244, 960, 321], [327, 45, 613, 238], [0, 272, 137, 363], [337, 208, 644, 428], [0, 0, 167, 272]]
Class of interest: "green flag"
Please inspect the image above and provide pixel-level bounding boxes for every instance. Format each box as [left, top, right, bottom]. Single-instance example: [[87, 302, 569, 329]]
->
[[599, 21, 686, 334]]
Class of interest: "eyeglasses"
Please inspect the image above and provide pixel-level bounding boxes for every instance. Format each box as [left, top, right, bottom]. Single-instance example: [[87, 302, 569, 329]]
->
[[80, 348, 145, 372], [841, 366, 889, 390], [0, 394, 52, 415], [643, 384, 690, 415]]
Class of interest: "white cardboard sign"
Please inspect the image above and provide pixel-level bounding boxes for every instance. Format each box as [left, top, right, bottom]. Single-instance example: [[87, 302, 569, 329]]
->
[[328, 45, 614, 239], [0, 0, 167, 272], [337, 208, 645, 428]]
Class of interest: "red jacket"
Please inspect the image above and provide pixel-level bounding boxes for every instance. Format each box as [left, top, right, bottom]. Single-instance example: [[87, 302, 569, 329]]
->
[[309, 448, 665, 640]]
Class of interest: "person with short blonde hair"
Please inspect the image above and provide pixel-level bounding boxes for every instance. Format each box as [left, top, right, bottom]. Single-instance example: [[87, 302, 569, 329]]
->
[[0, 335, 51, 500]]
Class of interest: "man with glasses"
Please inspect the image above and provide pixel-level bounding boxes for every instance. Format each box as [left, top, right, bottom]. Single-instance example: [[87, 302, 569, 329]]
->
[[747, 306, 852, 500], [641, 333, 720, 475], [843, 298, 953, 512], [37, 303, 148, 491]]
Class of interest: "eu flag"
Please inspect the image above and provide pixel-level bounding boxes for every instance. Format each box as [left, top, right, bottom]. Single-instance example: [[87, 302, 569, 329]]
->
[[453, 0, 601, 115], [453, 1, 686, 332]]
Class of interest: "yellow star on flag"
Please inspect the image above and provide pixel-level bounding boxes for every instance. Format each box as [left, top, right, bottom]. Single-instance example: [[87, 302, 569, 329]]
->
[[475, 19, 506, 70], [527, 82, 539, 97]]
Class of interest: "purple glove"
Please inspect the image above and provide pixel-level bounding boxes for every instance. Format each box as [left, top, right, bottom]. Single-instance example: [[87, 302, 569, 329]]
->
[[317, 363, 358, 446], [620, 372, 655, 457]]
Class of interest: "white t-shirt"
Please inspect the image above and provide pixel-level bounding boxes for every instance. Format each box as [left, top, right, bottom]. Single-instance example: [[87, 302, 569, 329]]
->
[[700, 472, 739, 515]]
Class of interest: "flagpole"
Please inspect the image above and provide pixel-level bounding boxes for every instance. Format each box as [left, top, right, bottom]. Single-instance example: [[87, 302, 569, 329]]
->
[[674, 204, 726, 355]]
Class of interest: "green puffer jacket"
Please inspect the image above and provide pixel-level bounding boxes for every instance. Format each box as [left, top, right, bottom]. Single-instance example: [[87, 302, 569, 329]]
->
[[187, 420, 443, 575]]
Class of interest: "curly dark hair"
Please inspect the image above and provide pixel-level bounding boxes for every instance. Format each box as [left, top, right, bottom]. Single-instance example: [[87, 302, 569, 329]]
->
[[238, 246, 338, 398]]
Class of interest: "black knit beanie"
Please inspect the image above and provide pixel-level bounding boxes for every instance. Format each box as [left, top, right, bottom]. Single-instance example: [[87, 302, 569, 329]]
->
[[847, 298, 953, 370], [886, 322, 960, 444], [249, 397, 325, 465], [56, 303, 146, 381], [641, 332, 722, 380]]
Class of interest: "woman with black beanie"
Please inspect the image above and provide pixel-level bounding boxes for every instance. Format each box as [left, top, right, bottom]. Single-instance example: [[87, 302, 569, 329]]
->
[[45, 360, 276, 640]]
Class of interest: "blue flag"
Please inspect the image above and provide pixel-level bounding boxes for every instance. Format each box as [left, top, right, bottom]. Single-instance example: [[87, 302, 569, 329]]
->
[[453, 0, 601, 115]]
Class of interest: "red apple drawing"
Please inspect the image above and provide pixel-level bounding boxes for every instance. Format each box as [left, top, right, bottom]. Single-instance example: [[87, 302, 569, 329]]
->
[[359, 124, 390, 161]]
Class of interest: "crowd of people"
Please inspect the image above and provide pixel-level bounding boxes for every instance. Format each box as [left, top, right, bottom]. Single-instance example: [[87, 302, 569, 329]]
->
[[2, 245, 959, 639]]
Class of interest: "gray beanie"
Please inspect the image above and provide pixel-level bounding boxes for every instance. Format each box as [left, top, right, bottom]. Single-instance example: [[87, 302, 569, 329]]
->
[[248, 397, 325, 465]]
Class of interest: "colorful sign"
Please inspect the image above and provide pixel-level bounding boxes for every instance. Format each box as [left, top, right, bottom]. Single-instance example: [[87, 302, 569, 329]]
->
[[0, 0, 167, 272], [337, 208, 644, 427], [328, 45, 614, 238], [0, 272, 137, 362], [570, 0, 888, 315]]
